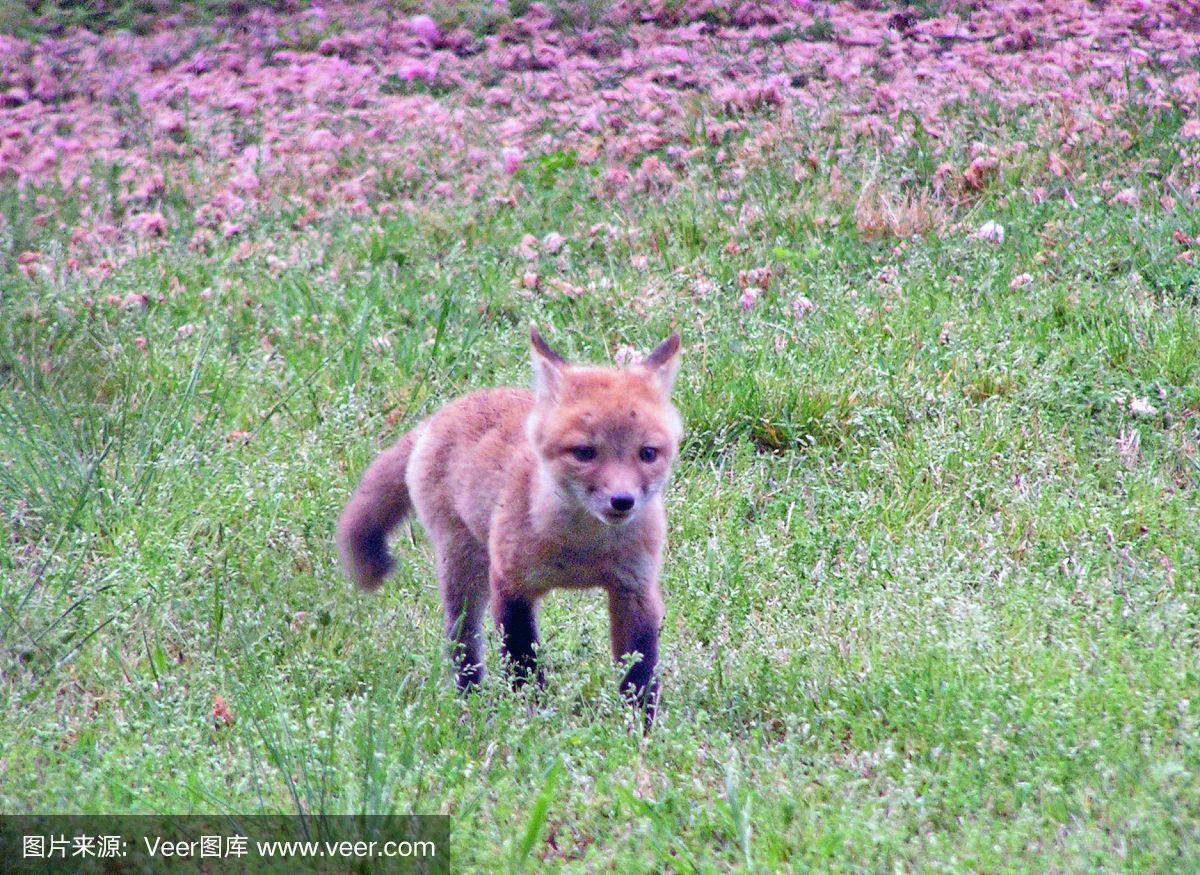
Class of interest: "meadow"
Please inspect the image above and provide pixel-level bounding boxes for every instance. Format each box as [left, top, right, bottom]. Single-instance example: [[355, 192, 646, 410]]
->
[[2, 0, 1199, 870]]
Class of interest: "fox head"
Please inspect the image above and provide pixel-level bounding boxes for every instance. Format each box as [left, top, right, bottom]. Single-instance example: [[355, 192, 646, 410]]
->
[[526, 327, 683, 527]]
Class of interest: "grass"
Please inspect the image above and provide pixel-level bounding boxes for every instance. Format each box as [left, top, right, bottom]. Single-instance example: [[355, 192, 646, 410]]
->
[[2, 20, 1200, 873], [0, 0, 303, 36]]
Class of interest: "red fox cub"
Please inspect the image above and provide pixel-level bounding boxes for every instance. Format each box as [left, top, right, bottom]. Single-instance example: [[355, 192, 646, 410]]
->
[[337, 328, 682, 723]]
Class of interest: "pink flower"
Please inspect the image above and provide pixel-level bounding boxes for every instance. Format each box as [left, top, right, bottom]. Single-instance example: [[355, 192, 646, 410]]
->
[[306, 129, 340, 152], [397, 60, 436, 83], [738, 267, 772, 290], [225, 93, 256, 115], [963, 156, 998, 190], [1127, 397, 1157, 418], [133, 171, 165, 201], [501, 147, 525, 175], [409, 15, 440, 48], [236, 145, 270, 173], [230, 170, 259, 192], [604, 167, 630, 189], [1109, 188, 1139, 207], [28, 148, 57, 173], [131, 213, 167, 238], [791, 296, 815, 319], [577, 108, 603, 132], [634, 156, 674, 193], [516, 234, 539, 260], [155, 110, 185, 135], [976, 221, 1005, 244], [1, 87, 29, 107]]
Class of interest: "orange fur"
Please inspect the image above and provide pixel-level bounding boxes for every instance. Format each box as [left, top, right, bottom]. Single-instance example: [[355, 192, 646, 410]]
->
[[336, 328, 683, 722]]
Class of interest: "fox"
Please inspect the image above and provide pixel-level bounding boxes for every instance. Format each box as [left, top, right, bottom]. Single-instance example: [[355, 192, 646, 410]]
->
[[336, 327, 683, 724]]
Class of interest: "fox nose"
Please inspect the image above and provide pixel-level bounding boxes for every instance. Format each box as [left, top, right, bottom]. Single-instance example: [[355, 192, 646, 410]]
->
[[610, 494, 635, 513]]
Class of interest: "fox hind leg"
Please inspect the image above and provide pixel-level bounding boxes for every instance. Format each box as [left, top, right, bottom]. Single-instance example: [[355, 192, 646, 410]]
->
[[436, 535, 490, 692]]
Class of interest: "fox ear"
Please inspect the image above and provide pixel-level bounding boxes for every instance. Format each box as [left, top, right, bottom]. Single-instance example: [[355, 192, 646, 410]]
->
[[642, 332, 681, 396], [530, 326, 568, 401]]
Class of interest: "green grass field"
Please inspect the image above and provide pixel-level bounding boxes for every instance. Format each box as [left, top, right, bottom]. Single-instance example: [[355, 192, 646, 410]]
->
[[3, 2, 1200, 871]]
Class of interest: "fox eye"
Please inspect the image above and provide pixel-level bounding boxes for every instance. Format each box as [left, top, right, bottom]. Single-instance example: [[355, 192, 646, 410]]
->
[[570, 446, 598, 462], [638, 447, 659, 463]]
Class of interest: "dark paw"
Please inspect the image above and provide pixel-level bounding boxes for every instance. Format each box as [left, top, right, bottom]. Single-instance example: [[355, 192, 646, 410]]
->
[[455, 662, 485, 694], [621, 675, 659, 731], [509, 663, 546, 693]]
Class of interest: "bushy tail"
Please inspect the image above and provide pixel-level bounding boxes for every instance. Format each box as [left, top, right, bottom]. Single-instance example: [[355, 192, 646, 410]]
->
[[336, 430, 418, 592]]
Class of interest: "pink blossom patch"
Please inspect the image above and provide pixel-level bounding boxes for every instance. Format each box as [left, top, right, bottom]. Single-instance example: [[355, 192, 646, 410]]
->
[[501, 147, 525, 175], [130, 213, 168, 238], [0, 0, 1194, 278], [409, 15, 441, 48]]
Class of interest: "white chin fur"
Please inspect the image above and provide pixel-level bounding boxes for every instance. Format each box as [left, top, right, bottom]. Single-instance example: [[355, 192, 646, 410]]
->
[[597, 509, 635, 527]]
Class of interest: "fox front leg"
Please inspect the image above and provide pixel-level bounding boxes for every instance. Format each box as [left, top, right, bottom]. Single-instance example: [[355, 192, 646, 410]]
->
[[607, 584, 665, 728], [491, 585, 545, 691]]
